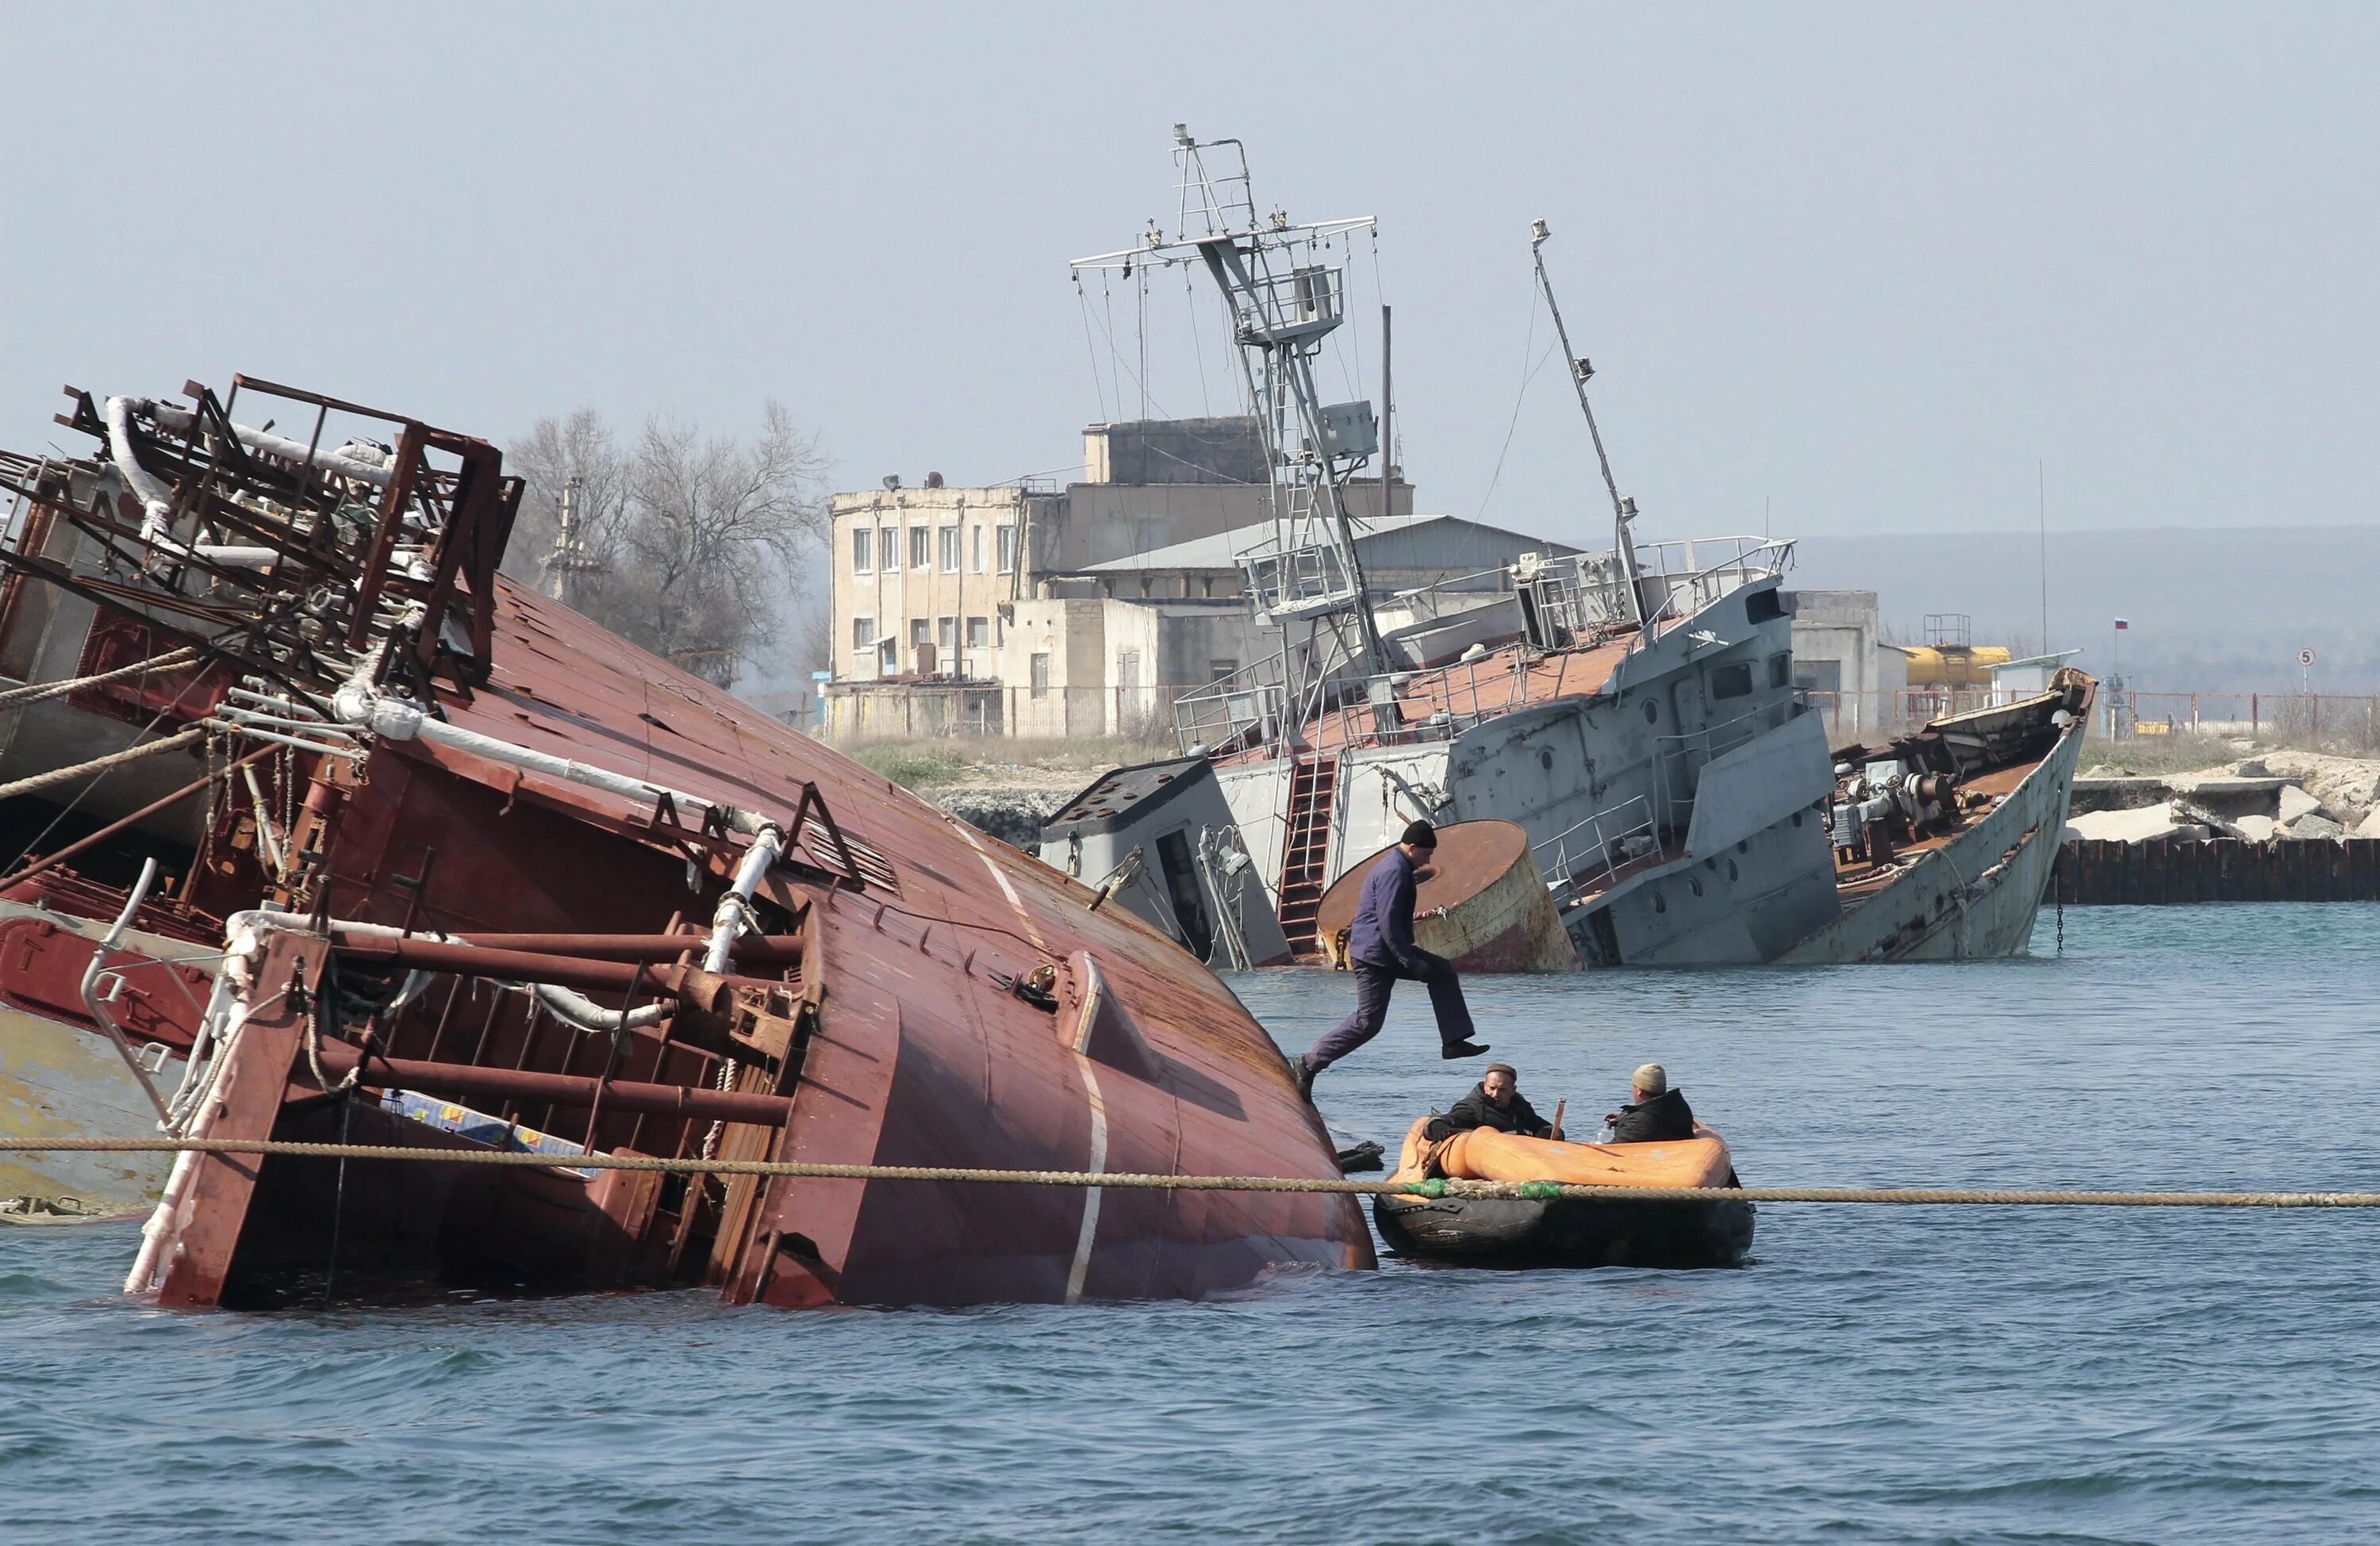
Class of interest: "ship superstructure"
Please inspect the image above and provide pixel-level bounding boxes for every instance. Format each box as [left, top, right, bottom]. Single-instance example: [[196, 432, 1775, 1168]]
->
[[1065, 132, 2085, 970]]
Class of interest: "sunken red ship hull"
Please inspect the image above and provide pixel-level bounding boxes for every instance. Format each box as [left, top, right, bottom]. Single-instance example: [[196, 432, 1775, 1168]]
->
[[0, 378, 1368, 1306]]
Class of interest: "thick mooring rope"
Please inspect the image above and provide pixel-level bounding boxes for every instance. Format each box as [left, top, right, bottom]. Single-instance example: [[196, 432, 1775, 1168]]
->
[[0, 647, 199, 711], [0, 725, 205, 800], [5, 1137, 2378, 1207]]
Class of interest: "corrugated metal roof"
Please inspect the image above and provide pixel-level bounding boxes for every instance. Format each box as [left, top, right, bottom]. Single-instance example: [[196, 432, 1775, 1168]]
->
[[1077, 512, 1576, 574]]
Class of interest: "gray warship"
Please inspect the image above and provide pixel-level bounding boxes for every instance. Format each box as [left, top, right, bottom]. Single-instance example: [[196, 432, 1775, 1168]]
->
[[1045, 131, 2094, 970]]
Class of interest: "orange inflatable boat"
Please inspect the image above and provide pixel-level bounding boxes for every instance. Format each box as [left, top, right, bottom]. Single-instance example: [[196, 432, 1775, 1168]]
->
[[1372, 1117, 1755, 1268]]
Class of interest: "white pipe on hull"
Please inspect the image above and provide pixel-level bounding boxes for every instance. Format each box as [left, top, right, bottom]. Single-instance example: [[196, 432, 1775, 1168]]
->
[[148, 402, 396, 489], [704, 823, 785, 972], [332, 678, 782, 842], [103, 396, 279, 570]]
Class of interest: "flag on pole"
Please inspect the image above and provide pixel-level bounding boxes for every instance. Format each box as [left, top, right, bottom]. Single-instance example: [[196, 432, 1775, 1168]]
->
[[2113, 618, 2130, 631]]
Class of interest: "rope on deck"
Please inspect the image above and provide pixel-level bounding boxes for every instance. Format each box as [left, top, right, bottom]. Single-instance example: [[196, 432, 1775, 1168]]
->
[[6, 1137, 2380, 1207], [0, 724, 205, 800], [0, 647, 199, 711]]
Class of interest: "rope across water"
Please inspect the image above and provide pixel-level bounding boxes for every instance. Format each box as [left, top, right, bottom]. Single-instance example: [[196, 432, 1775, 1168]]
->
[[7, 1137, 2379, 1208]]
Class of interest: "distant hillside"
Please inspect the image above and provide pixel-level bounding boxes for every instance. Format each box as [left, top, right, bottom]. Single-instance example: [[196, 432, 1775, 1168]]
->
[[1790, 526, 2379, 692]]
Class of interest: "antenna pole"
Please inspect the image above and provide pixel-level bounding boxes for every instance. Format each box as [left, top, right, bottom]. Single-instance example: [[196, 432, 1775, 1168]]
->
[[2037, 458, 2049, 658], [1531, 219, 1641, 620], [1380, 303, 1393, 524]]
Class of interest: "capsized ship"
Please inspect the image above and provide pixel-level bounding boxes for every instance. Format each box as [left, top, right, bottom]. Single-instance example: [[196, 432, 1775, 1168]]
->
[[0, 378, 1369, 1304], [1059, 134, 2090, 969]]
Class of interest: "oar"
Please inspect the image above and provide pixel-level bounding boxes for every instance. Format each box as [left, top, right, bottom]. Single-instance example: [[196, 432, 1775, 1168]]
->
[[1549, 1099, 1566, 1143]]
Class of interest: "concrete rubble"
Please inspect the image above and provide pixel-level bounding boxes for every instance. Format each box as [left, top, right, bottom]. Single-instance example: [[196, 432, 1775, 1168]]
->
[[2066, 751, 2380, 845]]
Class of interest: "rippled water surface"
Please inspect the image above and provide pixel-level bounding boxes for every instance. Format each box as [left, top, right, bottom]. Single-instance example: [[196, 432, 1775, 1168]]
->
[[6, 905, 2378, 1544]]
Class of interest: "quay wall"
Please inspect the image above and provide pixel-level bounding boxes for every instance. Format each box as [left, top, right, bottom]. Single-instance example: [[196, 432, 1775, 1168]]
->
[[2055, 838, 2380, 904]]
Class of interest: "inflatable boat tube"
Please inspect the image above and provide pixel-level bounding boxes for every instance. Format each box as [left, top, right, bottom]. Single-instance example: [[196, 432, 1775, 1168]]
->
[[1372, 1117, 1755, 1268]]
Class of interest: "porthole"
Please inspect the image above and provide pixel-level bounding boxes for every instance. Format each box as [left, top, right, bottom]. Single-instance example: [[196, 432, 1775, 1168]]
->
[[1728, 860, 1740, 882], [1737, 840, 1749, 855], [1539, 749, 1554, 771], [1792, 811, 1803, 827], [1653, 891, 1667, 914], [1643, 700, 1658, 723], [1688, 877, 1704, 897]]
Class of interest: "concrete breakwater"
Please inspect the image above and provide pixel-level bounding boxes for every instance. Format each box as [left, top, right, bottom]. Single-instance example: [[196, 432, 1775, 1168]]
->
[[2055, 837, 2380, 904]]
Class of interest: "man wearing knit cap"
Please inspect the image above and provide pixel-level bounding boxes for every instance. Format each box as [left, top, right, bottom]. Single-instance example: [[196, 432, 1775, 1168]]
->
[[1292, 819, 1488, 1101], [1606, 1062, 1696, 1142]]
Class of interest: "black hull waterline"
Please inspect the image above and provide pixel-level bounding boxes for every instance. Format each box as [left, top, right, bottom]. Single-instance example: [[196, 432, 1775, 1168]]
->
[[1372, 1191, 1755, 1269]]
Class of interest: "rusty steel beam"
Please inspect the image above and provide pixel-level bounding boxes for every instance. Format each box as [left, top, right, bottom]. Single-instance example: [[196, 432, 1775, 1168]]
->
[[330, 934, 790, 994], [440, 932, 801, 965], [311, 1042, 791, 1126]]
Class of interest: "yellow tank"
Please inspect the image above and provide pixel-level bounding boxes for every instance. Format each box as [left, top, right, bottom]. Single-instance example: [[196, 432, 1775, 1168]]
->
[[1895, 643, 2013, 688]]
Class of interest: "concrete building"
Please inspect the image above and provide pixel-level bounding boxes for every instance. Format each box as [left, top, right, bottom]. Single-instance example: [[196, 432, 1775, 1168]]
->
[[1783, 589, 1906, 740], [825, 416, 1564, 742]]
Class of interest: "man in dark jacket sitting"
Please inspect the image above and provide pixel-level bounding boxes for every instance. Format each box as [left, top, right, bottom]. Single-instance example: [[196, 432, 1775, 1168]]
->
[[1425, 1063, 1560, 1141], [1606, 1062, 1696, 1142]]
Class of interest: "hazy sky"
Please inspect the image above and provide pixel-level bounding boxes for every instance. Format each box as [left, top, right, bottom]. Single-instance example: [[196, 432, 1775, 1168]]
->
[[4, 2, 2373, 558]]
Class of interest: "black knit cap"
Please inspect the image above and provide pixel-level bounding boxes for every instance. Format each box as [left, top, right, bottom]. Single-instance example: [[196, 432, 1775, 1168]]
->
[[1400, 819, 1438, 848]]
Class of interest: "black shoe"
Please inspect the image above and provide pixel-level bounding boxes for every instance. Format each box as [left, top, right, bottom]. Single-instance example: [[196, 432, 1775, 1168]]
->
[[1441, 1040, 1492, 1060], [1290, 1055, 1316, 1103]]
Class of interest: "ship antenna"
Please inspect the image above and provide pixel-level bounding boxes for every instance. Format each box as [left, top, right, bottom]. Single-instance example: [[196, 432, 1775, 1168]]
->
[[1530, 219, 1643, 623]]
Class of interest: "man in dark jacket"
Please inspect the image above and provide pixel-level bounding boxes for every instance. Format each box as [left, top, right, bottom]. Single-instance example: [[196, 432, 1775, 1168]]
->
[[1292, 819, 1489, 1099], [1606, 1062, 1696, 1142], [1425, 1063, 1559, 1141]]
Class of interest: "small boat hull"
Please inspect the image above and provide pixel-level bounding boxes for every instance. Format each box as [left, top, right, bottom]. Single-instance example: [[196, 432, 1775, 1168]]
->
[[1372, 1189, 1753, 1268]]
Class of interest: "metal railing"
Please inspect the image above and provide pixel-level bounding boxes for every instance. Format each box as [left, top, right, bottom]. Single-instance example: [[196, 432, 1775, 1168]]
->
[[1534, 793, 1657, 907], [1626, 535, 1796, 648]]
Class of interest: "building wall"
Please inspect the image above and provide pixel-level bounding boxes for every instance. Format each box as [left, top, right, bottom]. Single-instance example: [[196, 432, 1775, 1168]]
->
[[830, 486, 1048, 681], [1785, 589, 1906, 740]]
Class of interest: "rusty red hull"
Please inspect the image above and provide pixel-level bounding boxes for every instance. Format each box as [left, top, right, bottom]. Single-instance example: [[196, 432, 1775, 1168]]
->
[[1, 379, 1372, 1307]]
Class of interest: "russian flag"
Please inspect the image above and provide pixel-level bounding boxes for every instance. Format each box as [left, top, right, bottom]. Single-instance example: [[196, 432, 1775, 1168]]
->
[[2113, 618, 2130, 631]]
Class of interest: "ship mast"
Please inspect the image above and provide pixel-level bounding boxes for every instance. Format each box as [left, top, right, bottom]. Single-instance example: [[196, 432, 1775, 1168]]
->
[[1073, 128, 1398, 739], [1530, 219, 1644, 625]]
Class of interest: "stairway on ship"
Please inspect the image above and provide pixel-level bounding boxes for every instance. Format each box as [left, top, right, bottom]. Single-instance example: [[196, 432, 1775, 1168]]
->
[[1277, 755, 1338, 956]]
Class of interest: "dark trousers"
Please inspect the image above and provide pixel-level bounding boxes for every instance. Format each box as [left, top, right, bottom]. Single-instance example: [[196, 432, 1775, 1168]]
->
[[1304, 949, 1475, 1071]]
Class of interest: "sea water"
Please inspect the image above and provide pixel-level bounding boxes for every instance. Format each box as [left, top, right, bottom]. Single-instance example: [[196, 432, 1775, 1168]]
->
[[4, 905, 2377, 1544]]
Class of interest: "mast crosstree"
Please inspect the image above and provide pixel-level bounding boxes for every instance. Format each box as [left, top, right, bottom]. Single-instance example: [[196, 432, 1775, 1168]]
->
[[1073, 127, 1398, 743]]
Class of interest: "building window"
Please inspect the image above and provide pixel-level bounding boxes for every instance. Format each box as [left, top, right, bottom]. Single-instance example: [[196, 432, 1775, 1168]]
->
[[850, 616, 874, 651], [1796, 659, 1843, 694], [878, 638, 896, 672], [909, 618, 931, 669], [1029, 652, 1050, 698], [938, 616, 959, 657], [850, 527, 873, 574], [971, 524, 985, 574], [1209, 658, 1238, 681], [909, 525, 930, 570], [938, 526, 961, 574], [1710, 662, 1755, 700], [1115, 649, 1142, 689], [965, 616, 991, 650], [996, 524, 1017, 574]]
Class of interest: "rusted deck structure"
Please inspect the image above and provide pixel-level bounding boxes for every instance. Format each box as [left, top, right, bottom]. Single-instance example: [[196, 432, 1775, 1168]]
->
[[0, 378, 1368, 1305]]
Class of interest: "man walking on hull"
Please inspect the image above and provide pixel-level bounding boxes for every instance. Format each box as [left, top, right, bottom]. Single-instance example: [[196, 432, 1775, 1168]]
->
[[1294, 821, 1491, 1100]]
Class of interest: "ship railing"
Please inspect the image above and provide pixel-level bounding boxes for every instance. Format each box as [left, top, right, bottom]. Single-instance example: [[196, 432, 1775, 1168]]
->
[[1311, 651, 1537, 754], [1172, 652, 1303, 758], [1626, 535, 1797, 650], [1535, 794, 1658, 907]]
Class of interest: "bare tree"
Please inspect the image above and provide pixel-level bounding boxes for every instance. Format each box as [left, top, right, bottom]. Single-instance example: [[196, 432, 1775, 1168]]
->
[[504, 410, 631, 607], [503, 404, 827, 689]]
